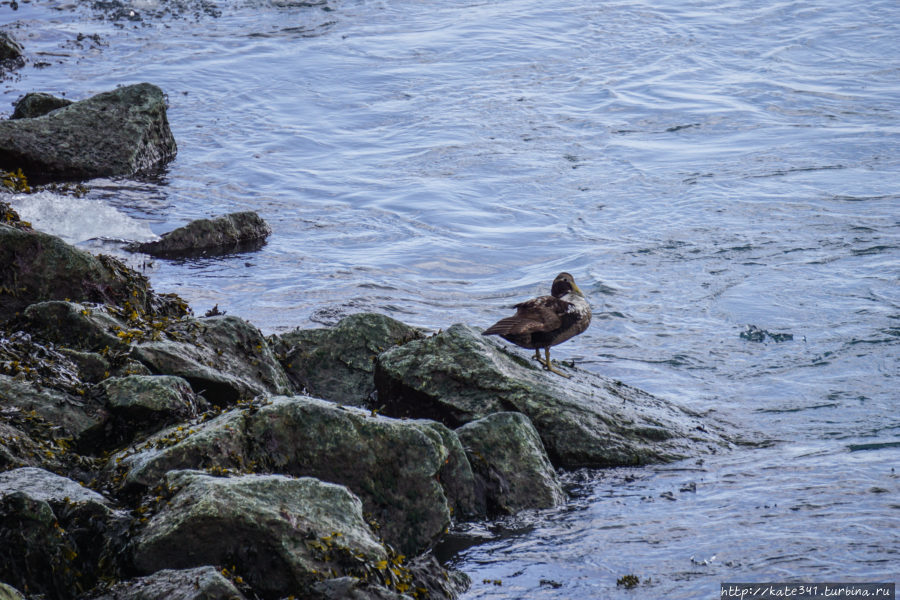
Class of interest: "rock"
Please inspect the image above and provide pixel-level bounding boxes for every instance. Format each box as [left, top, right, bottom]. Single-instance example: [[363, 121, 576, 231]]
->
[[246, 396, 455, 555], [0, 374, 104, 441], [0, 582, 25, 600], [107, 409, 248, 491], [0, 470, 128, 600], [0, 32, 24, 70], [25, 300, 290, 405], [0, 225, 184, 323], [375, 324, 729, 469], [408, 419, 484, 520], [98, 374, 207, 447], [127, 211, 271, 258], [130, 314, 292, 404], [311, 577, 408, 600], [89, 566, 247, 600], [456, 412, 565, 514], [270, 312, 424, 406], [0, 467, 111, 507], [406, 554, 471, 600], [132, 470, 388, 598], [11, 93, 72, 120], [23, 301, 132, 351], [0, 83, 176, 183], [101, 374, 204, 424]]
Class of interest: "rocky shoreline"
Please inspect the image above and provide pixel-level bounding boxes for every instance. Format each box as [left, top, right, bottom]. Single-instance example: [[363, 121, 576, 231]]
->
[[0, 82, 731, 600]]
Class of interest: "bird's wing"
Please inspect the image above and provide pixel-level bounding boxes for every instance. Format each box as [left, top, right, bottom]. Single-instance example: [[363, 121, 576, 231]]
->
[[484, 295, 570, 335]]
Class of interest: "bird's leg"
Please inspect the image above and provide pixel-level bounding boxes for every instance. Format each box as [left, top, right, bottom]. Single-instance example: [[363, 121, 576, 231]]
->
[[532, 348, 541, 361], [543, 347, 570, 378]]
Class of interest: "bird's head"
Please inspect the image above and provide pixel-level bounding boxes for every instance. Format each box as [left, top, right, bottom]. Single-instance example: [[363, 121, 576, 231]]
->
[[551, 272, 585, 298]]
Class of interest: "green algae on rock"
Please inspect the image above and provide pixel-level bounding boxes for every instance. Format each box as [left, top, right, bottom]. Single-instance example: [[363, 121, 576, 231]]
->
[[0, 83, 176, 183]]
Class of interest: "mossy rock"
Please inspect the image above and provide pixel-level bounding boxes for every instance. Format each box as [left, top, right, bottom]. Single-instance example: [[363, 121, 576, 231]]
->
[[11, 93, 72, 120], [127, 211, 271, 258], [270, 312, 424, 406]]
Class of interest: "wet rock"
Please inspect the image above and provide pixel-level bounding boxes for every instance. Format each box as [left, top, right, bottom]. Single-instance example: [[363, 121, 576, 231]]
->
[[0, 469, 128, 600], [0, 374, 104, 441], [0, 225, 181, 323], [311, 577, 407, 600], [127, 211, 272, 258], [0, 32, 24, 70], [406, 553, 471, 600], [11, 93, 72, 120], [247, 396, 456, 555], [107, 409, 248, 491], [0, 83, 176, 183], [130, 314, 292, 404], [89, 566, 247, 600], [132, 470, 388, 598], [456, 412, 565, 514], [375, 324, 729, 469], [740, 324, 794, 343], [270, 312, 424, 406], [0, 421, 53, 470]]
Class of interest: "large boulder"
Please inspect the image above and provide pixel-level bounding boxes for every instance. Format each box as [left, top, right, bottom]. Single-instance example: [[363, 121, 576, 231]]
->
[[375, 324, 729, 469], [0, 225, 182, 323], [0, 83, 176, 183], [270, 313, 424, 406], [131, 470, 388, 598], [246, 396, 461, 555], [89, 566, 247, 600], [0, 468, 128, 600], [127, 211, 271, 258], [11, 93, 72, 120], [456, 412, 565, 514], [0, 32, 24, 71]]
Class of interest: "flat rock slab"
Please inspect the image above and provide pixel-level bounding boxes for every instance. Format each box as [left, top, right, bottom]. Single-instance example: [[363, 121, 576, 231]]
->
[[0, 83, 176, 183], [128, 211, 272, 258], [132, 471, 387, 597], [89, 566, 247, 600], [0, 467, 111, 507], [375, 324, 730, 469]]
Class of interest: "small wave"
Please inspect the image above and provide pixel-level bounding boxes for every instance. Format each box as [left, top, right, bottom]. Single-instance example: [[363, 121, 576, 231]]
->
[[8, 191, 159, 245]]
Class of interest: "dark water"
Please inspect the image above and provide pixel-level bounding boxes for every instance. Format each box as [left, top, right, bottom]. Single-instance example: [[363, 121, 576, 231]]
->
[[3, 0, 898, 597]]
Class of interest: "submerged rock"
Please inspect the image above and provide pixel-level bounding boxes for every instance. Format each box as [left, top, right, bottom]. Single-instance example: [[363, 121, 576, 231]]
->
[[456, 412, 565, 514], [0, 32, 24, 71], [132, 470, 388, 597], [270, 312, 424, 405], [89, 566, 247, 600], [127, 211, 272, 258], [376, 324, 729, 468], [0, 83, 176, 183], [11, 93, 72, 120]]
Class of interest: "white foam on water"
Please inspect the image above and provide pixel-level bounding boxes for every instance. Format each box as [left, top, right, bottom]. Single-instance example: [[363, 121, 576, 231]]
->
[[8, 191, 159, 245]]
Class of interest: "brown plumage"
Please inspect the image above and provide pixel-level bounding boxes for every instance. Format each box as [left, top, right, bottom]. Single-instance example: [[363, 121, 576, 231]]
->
[[483, 272, 591, 377]]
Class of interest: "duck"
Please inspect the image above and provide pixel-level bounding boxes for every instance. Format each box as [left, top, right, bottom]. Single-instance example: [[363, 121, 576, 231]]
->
[[483, 272, 591, 377]]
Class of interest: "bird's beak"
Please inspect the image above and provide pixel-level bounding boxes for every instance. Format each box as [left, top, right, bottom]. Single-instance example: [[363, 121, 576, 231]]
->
[[571, 281, 585, 296]]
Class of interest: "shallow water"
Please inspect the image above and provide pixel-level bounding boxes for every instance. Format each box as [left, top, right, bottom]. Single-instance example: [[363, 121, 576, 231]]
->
[[2, 0, 898, 596]]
